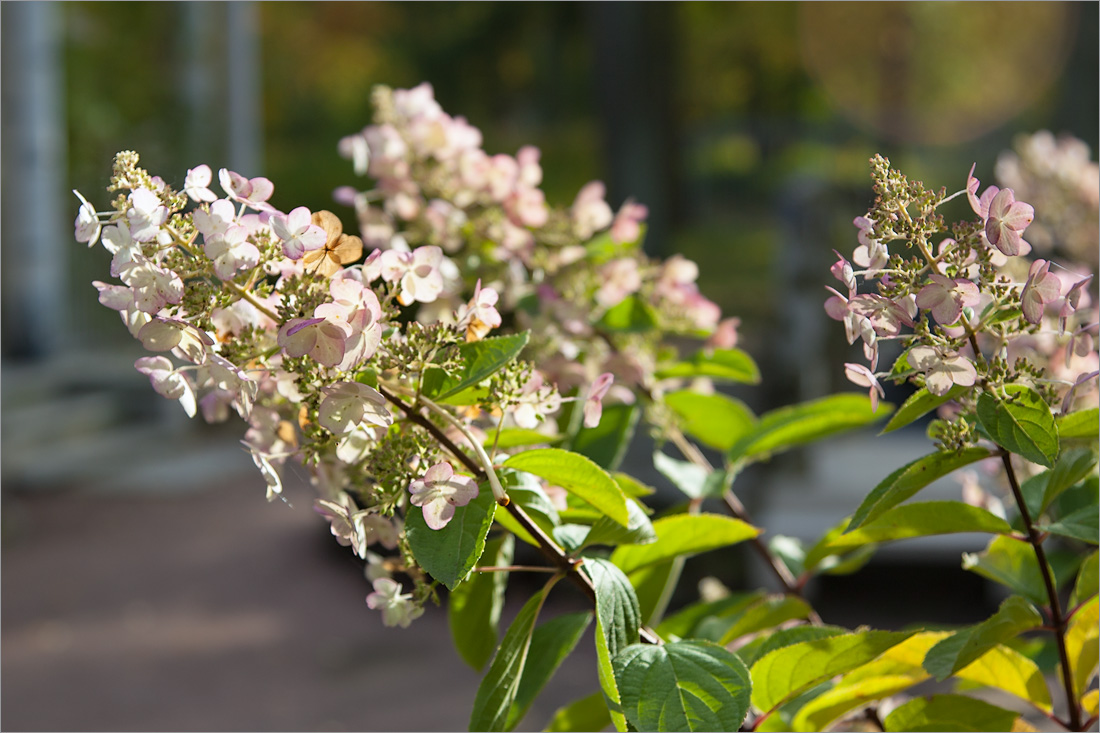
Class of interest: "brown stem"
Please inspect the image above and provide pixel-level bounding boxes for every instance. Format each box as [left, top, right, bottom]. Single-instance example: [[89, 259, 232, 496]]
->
[[379, 385, 662, 646], [1000, 450, 1082, 730]]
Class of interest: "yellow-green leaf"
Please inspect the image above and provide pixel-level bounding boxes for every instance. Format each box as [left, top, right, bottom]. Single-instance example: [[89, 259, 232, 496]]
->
[[504, 448, 628, 526], [1065, 596, 1099, 697], [956, 644, 1052, 713], [610, 513, 760, 575], [883, 694, 1021, 732]]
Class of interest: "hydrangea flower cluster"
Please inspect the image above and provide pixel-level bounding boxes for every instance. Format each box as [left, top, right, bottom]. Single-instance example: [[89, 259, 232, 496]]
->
[[826, 154, 1098, 450], [74, 86, 736, 628]]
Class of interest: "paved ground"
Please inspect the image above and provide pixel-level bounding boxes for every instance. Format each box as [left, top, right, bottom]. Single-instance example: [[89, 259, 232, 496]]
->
[[1, 470, 600, 732]]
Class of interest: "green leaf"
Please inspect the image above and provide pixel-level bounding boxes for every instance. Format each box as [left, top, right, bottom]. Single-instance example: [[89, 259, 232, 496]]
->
[[653, 450, 724, 499], [713, 595, 813, 645], [656, 592, 766, 641], [976, 385, 1059, 468], [737, 626, 849, 669], [1071, 550, 1098, 608], [665, 390, 757, 451], [424, 331, 530, 400], [1065, 596, 1099, 696], [469, 589, 547, 732], [806, 502, 1013, 566], [406, 483, 496, 591], [883, 694, 1020, 732], [1021, 447, 1099, 517], [750, 630, 916, 713], [582, 499, 657, 549], [1037, 504, 1099, 545], [793, 675, 922, 732], [449, 535, 514, 671], [922, 596, 1044, 681], [881, 385, 967, 434], [493, 470, 560, 547], [597, 295, 658, 333], [954, 644, 1052, 713], [585, 557, 641, 659], [1058, 407, 1100, 442], [728, 394, 892, 465], [595, 615, 627, 732], [488, 428, 562, 450], [614, 640, 752, 732], [655, 348, 761, 384], [627, 560, 679, 627], [848, 447, 995, 530], [503, 448, 629, 527], [506, 612, 592, 730], [543, 691, 611, 733], [613, 472, 656, 498], [611, 513, 760, 575], [571, 402, 640, 471], [962, 535, 1049, 607]]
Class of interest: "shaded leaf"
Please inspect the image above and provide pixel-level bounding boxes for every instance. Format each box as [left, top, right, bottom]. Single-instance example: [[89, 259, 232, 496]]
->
[[881, 384, 967, 434], [571, 402, 639, 471], [657, 592, 766, 641], [1037, 504, 1099, 545], [714, 595, 813, 645], [543, 691, 611, 733], [976, 385, 1059, 468], [883, 694, 1021, 732], [585, 557, 641, 660], [611, 513, 760, 575], [614, 639, 752, 732], [728, 394, 892, 465], [504, 448, 628, 526], [1020, 447, 1099, 517], [449, 534, 514, 671], [848, 447, 994, 530], [665, 390, 757, 451], [653, 449, 718, 499], [656, 347, 761, 384], [1071, 550, 1098, 608], [406, 483, 496, 590], [597, 295, 658, 333], [627, 560, 678, 628], [506, 612, 592, 730], [425, 331, 529, 400], [582, 499, 657, 549], [923, 596, 1044, 681]]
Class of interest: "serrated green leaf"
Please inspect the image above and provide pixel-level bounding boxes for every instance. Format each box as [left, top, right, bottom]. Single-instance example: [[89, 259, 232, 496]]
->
[[470, 589, 548, 732], [881, 385, 967, 434], [714, 595, 813, 645], [656, 592, 765, 641], [655, 347, 761, 384], [506, 611, 592, 730], [1021, 447, 1099, 517], [424, 331, 530, 400], [585, 557, 641, 659], [653, 450, 721, 499], [1058, 407, 1100, 441], [962, 535, 1050, 607], [1066, 595, 1099, 697], [848, 447, 994, 530], [582, 499, 657, 549], [570, 402, 639, 471], [922, 596, 1044, 681], [503, 448, 629, 527], [976, 385, 1059, 468], [488, 428, 562, 450], [597, 295, 658, 333], [406, 483, 496, 590], [613, 472, 655, 498], [1072, 550, 1098, 608], [449, 534, 514, 671], [803, 519, 878, 576], [611, 513, 760, 575], [543, 691, 611, 733], [750, 630, 916, 713], [614, 639, 752, 732], [664, 390, 757, 451], [738, 626, 849, 669], [1037, 504, 1099, 545], [595, 615, 627, 732], [493, 470, 560, 547], [883, 694, 1020, 732], [806, 503, 1013, 566], [955, 644, 1052, 713], [728, 394, 892, 465]]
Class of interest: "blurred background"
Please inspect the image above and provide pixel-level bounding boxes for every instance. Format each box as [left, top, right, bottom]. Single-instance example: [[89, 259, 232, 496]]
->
[[2, 2, 1097, 730]]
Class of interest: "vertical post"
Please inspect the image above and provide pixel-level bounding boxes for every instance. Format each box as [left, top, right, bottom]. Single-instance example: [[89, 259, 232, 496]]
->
[[226, 1, 263, 176], [1, 2, 68, 360]]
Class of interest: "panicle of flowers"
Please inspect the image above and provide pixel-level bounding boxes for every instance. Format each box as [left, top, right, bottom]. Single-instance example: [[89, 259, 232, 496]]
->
[[826, 152, 1098, 450]]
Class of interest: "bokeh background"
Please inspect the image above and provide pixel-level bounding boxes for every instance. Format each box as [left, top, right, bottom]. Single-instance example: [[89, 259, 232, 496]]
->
[[2, 2, 1097, 730]]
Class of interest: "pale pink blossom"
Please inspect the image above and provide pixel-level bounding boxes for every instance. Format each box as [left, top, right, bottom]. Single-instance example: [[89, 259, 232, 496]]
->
[[366, 577, 423, 628], [136, 317, 212, 363], [707, 317, 741, 349], [1020, 259, 1063, 324], [101, 224, 142, 277], [278, 317, 347, 367], [596, 258, 642, 308], [118, 259, 184, 314], [135, 356, 197, 417], [909, 346, 977, 396], [271, 206, 327, 260], [193, 199, 237, 239], [126, 188, 169, 242], [455, 279, 502, 342], [408, 461, 479, 530], [512, 371, 562, 429], [1059, 275, 1092, 332], [204, 225, 260, 280], [505, 186, 549, 228], [966, 164, 1000, 220], [379, 246, 444, 305], [915, 274, 981, 325], [610, 200, 648, 244], [852, 216, 888, 273], [583, 373, 615, 428], [184, 164, 218, 203], [73, 190, 101, 246], [572, 181, 613, 240], [516, 145, 543, 188], [218, 168, 275, 211], [844, 363, 885, 413], [830, 250, 857, 293], [317, 381, 392, 434], [985, 188, 1034, 257]]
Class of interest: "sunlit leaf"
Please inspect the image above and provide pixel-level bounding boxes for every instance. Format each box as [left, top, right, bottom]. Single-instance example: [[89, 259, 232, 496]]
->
[[653, 449, 724, 499], [923, 596, 1044, 681], [793, 675, 923, 732], [543, 691, 611, 733], [585, 557, 641, 660], [656, 591, 766, 641], [449, 534, 513, 670], [614, 639, 752, 732], [976, 385, 1059, 468], [883, 694, 1021, 732], [582, 499, 657, 549], [613, 472, 656, 498], [424, 331, 529, 400], [713, 595, 813, 645], [848, 447, 994, 530], [611, 513, 760, 575], [487, 428, 562, 450], [655, 347, 761, 384], [492, 469, 559, 547], [881, 384, 967, 434], [962, 535, 1050, 607], [955, 644, 1052, 713], [750, 630, 916, 713], [665, 390, 756, 451], [504, 448, 629, 526], [597, 295, 658, 333], [594, 615, 627, 732], [737, 625, 849, 669], [1058, 407, 1100, 442], [406, 483, 496, 590], [1065, 596, 1099, 697]]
